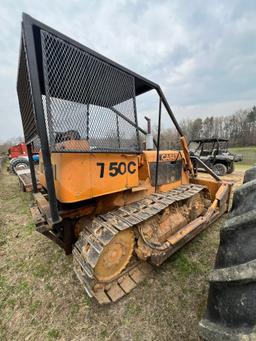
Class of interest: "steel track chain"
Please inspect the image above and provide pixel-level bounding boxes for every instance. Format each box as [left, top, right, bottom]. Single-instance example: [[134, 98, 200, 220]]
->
[[73, 184, 205, 304]]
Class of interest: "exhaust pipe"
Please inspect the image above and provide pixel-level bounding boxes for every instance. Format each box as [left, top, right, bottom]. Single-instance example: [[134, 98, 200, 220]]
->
[[144, 116, 154, 150]]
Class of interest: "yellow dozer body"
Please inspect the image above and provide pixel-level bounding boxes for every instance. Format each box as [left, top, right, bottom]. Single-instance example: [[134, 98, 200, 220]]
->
[[39, 141, 226, 206], [37, 139, 231, 303]]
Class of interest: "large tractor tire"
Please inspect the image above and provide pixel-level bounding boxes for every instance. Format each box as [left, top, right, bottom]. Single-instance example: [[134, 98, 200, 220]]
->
[[199, 166, 256, 340]]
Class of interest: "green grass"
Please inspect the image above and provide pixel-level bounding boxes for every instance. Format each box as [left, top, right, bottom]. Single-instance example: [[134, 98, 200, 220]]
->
[[229, 146, 256, 152], [235, 163, 253, 171], [47, 329, 60, 339], [229, 146, 256, 166]]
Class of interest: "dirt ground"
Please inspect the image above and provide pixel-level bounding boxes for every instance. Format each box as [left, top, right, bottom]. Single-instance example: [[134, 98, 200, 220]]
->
[[0, 165, 245, 341]]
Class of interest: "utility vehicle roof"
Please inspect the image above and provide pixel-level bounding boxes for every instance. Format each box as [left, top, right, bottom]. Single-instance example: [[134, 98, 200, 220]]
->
[[190, 138, 229, 143]]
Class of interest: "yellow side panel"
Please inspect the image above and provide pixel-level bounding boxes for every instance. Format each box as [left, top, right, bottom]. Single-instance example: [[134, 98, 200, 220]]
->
[[39, 152, 139, 203]]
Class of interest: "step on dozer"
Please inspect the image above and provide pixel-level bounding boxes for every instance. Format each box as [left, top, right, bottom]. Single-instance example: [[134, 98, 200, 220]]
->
[[17, 13, 232, 304]]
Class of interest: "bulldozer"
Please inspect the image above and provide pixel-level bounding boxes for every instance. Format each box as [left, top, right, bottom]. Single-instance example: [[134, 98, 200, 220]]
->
[[17, 13, 232, 304]]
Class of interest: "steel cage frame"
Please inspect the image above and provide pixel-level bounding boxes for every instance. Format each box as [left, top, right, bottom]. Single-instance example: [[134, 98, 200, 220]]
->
[[17, 13, 184, 225]]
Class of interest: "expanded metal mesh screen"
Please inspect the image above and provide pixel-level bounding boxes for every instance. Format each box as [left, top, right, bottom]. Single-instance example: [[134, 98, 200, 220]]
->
[[32, 137, 41, 153], [17, 37, 37, 144], [40, 30, 141, 153]]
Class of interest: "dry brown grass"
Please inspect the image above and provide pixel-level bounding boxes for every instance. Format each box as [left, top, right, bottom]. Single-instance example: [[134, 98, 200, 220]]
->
[[0, 164, 245, 341]]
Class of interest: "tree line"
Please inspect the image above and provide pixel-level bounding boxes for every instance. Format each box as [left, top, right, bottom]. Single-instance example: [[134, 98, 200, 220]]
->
[[1, 106, 256, 153], [157, 106, 256, 149]]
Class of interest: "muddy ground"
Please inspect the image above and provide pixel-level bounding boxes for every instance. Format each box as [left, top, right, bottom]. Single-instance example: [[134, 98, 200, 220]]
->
[[0, 165, 245, 341]]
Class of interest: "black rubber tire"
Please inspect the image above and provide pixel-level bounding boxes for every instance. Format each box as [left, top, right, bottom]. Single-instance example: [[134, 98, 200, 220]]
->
[[11, 158, 29, 173], [243, 166, 256, 183], [199, 167, 256, 340], [227, 162, 234, 174], [212, 163, 227, 176]]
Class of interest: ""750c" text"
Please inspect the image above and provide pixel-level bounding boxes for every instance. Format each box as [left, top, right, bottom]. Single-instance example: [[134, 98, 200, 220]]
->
[[96, 161, 137, 178]]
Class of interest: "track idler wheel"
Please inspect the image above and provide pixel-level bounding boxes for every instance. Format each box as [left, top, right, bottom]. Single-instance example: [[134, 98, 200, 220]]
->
[[93, 229, 135, 282], [199, 166, 256, 340]]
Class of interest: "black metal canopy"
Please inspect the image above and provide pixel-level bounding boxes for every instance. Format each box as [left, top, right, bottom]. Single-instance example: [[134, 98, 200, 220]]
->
[[190, 138, 229, 143], [23, 13, 157, 106], [17, 13, 166, 154], [18, 13, 183, 147]]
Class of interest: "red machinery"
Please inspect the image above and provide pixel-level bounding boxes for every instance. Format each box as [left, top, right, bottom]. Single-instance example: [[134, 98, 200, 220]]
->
[[8, 143, 27, 159]]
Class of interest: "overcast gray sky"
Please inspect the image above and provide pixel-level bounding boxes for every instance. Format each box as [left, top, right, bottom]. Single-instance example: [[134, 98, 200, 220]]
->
[[0, 0, 256, 141]]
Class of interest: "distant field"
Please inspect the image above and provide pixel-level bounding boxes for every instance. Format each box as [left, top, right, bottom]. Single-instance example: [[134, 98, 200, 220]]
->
[[234, 163, 253, 171], [229, 146, 256, 166]]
